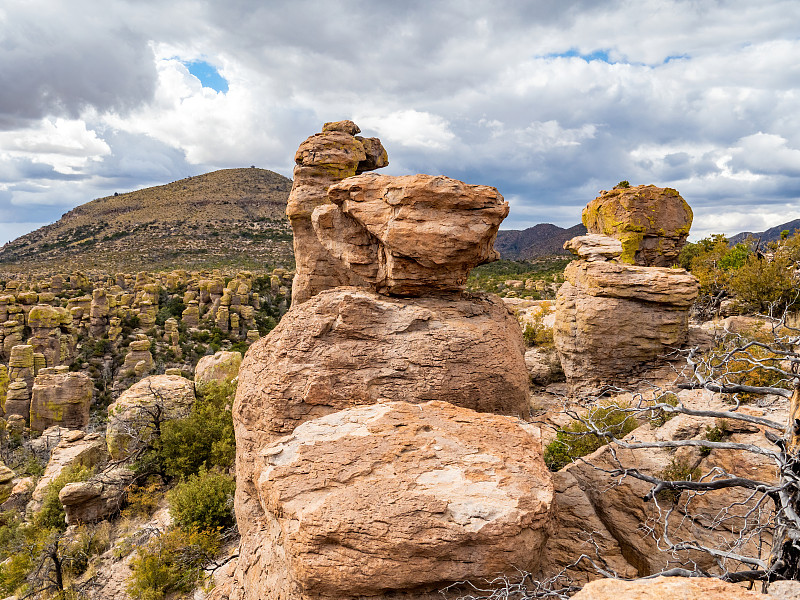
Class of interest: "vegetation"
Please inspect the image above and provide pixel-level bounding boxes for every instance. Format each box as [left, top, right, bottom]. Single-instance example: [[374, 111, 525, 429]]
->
[[467, 257, 571, 299], [167, 469, 236, 532]]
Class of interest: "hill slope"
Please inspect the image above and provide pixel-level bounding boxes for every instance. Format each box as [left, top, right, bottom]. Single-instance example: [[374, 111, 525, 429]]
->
[[0, 168, 294, 273], [494, 223, 587, 259], [729, 218, 800, 246]]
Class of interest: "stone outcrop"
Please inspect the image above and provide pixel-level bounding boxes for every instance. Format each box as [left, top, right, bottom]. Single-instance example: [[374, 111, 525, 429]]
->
[[571, 576, 767, 600], [29, 371, 93, 432], [555, 234, 698, 394], [121, 338, 154, 376], [59, 466, 136, 525], [582, 184, 693, 266], [106, 374, 195, 460], [235, 288, 528, 445], [4, 379, 31, 422], [288, 120, 389, 305], [194, 350, 242, 387], [235, 401, 553, 600], [0, 462, 14, 504], [317, 173, 507, 295]]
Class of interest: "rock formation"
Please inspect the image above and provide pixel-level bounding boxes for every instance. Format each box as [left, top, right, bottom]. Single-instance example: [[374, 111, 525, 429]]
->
[[194, 350, 242, 387], [29, 371, 93, 432], [555, 234, 698, 394], [582, 184, 693, 266], [287, 120, 389, 305], [0, 462, 14, 504], [244, 401, 553, 600], [229, 121, 535, 600], [59, 466, 136, 525], [106, 374, 195, 460], [571, 576, 767, 600]]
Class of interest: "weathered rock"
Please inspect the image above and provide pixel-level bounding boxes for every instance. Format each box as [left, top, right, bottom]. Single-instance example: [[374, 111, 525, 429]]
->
[[554, 260, 698, 394], [314, 173, 508, 295], [582, 185, 693, 266], [0, 475, 34, 511], [0, 462, 14, 504], [4, 380, 30, 422], [563, 233, 624, 262], [121, 338, 154, 375], [106, 374, 195, 460], [194, 350, 242, 387], [29, 371, 93, 432], [524, 347, 564, 385], [28, 431, 107, 515], [232, 400, 554, 600], [287, 121, 389, 305], [571, 576, 767, 600], [234, 288, 528, 450], [0, 364, 8, 417], [59, 466, 136, 525]]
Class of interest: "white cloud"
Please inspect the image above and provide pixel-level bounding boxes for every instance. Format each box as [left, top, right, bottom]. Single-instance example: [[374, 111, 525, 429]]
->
[[355, 110, 456, 150]]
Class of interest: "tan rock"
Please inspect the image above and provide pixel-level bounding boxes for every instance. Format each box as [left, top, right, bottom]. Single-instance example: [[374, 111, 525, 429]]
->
[[4, 380, 30, 423], [59, 466, 136, 525], [582, 184, 693, 266], [233, 400, 554, 600], [194, 350, 242, 387], [554, 260, 698, 394], [29, 372, 93, 432], [121, 338, 154, 375], [0, 462, 14, 504], [0, 475, 34, 511], [287, 121, 388, 305], [564, 233, 624, 262], [572, 576, 767, 600], [106, 374, 195, 460], [315, 173, 508, 295], [234, 288, 528, 449]]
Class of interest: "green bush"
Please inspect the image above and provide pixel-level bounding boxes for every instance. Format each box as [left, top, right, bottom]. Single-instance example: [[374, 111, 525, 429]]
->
[[544, 402, 638, 471], [657, 458, 701, 503], [127, 527, 220, 600], [167, 470, 236, 532], [34, 464, 94, 531]]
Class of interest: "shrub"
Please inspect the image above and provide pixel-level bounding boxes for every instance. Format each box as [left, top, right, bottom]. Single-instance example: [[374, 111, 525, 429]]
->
[[544, 402, 638, 471], [167, 470, 235, 532], [127, 527, 220, 600], [656, 458, 701, 503], [34, 464, 94, 531]]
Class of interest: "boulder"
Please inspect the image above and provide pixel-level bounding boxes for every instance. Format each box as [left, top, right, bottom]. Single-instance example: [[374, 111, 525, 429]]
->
[[316, 173, 508, 295], [4, 380, 30, 423], [29, 371, 93, 432], [582, 184, 693, 266], [571, 576, 767, 599], [0, 475, 34, 511], [0, 462, 14, 504], [59, 466, 136, 524], [121, 338, 154, 375], [194, 350, 242, 387], [287, 121, 389, 305], [106, 374, 195, 460], [234, 288, 529, 451], [233, 400, 554, 600], [563, 233, 624, 262], [554, 259, 698, 394]]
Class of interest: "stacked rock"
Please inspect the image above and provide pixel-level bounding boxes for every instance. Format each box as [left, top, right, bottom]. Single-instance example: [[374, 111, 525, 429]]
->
[[226, 122, 550, 600], [4, 380, 31, 423], [29, 371, 93, 432], [121, 338, 154, 376], [555, 194, 700, 394], [26, 305, 73, 367], [89, 288, 110, 338]]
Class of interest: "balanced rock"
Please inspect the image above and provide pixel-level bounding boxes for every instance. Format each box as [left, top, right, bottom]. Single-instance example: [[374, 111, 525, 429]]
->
[[121, 338, 154, 375], [234, 288, 528, 448], [572, 576, 767, 600], [233, 400, 554, 600], [4, 380, 31, 422], [29, 371, 93, 432], [59, 466, 136, 525], [106, 374, 195, 459], [555, 236, 698, 394], [582, 184, 692, 266], [315, 173, 508, 295], [288, 120, 389, 305], [194, 350, 242, 387]]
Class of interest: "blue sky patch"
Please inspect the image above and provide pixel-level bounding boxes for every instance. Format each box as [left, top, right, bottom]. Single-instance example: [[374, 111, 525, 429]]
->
[[183, 60, 229, 93], [545, 48, 616, 64]]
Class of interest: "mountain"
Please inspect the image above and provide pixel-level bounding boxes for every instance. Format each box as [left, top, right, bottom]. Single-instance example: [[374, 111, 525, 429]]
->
[[729, 218, 800, 246], [494, 223, 587, 259], [0, 168, 294, 274]]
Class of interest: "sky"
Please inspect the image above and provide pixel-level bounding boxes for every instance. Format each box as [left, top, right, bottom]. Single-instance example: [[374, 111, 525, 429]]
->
[[2, 0, 800, 246]]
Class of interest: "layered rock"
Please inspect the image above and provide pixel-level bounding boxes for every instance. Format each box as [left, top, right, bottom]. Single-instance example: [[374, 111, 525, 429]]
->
[[0, 462, 14, 504], [582, 184, 693, 266], [235, 401, 553, 600], [26, 304, 73, 367], [288, 120, 389, 304], [234, 288, 528, 448], [317, 173, 507, 295], [571, 576, 767, 600], [554, 234, 698, 394], [59, 466, 136, 525], [106, 374, 195, 460], [4, 380, 31, 422], [194, 350, 242, 387], [29, 371, 93, 432]]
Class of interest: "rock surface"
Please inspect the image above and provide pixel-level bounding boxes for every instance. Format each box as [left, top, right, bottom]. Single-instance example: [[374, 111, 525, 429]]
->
[[0, 462, 14, 504], [564, 234, 624, 262], [287, 121, 389, 304], [571, 576, 767, 599], [582, 184, 693, 266], [59, 466, 136, 525], [29, 371, 93, 432], [232, 400, 554, 600], [316, 173, 508, 295], [106, 374, 195, 460], [554, 259, 698, 394], [194, 350, 242, 386]]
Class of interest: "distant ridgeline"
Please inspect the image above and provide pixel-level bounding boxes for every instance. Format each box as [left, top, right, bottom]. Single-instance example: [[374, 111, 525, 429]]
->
[[728, 218, 800, 246], [493, 223, 587, 260], [0, 168, 294, 274]]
